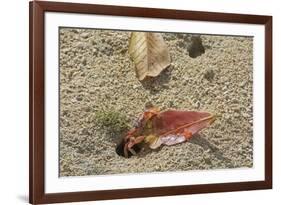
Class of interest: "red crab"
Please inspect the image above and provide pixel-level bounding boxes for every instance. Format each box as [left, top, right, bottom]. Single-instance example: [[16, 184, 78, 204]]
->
[[116, 106, 216, 158]]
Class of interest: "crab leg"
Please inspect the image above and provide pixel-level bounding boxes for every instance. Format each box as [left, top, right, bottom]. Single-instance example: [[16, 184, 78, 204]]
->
[[123, 136, 146, 157], [125, 128, 138, 138], [128, 148, 137, 156], [128, 136, 145, 149], [123, 143, 129, 158]]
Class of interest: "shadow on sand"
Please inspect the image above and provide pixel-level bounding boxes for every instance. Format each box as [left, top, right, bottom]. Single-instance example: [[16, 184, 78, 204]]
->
[[140, 65, 173, 94], [189, 134, 232, 163]]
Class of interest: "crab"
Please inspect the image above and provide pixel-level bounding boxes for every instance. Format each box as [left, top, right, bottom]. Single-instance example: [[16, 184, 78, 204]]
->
[[116, 106, 216, 158]]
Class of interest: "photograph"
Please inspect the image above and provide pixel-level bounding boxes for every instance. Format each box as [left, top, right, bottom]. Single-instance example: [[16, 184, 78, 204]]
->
[[29, 1, 272, 203], [59, 28, 254, 177]]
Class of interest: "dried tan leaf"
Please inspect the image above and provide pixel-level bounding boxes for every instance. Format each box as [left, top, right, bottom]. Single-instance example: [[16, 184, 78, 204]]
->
[[129, 32, 171, 80]]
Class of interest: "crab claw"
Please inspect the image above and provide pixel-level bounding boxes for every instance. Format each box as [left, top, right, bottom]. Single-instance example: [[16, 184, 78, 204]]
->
[[116, 136, 145, 158]]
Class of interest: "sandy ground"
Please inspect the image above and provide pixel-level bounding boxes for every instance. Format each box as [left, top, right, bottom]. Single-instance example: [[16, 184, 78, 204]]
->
[[59, 28, 253, 176]]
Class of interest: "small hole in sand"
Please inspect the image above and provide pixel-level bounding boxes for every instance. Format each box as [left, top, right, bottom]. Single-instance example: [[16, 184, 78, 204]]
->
[[188, 36, 205, 58]]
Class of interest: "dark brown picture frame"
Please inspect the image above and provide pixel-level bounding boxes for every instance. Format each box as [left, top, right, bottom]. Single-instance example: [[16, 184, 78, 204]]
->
[[29, 1, 272, 204]]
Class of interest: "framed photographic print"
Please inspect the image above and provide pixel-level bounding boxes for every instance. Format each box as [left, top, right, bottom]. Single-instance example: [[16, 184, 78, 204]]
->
[[29, 1, 272, 204]]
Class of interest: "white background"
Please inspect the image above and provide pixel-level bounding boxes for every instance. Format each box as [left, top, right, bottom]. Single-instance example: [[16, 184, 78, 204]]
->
[[0, 0, 279, 204]]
